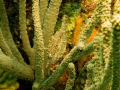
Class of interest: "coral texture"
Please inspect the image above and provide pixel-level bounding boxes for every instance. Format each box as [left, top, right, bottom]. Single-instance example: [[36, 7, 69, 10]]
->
[[0, 0, 120, 90]]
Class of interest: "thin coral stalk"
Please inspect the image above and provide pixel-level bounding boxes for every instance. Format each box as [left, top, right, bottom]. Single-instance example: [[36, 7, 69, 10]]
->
[[32, 0, 45, 89], [43, 0, 63, 77], [99, 0, 113, 89], [19, 0, 35, 68], [39, 0, 49, 26], [0, 27, 14, 58], [65, 63, 76, 90], [40, 42, 94, 90], [111, 0, 120, 89], [0, 49, 34, 81], [0, 0, 26, 66]]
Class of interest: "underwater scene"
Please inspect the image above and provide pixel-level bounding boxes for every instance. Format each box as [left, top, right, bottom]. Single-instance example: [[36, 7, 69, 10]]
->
[[0, 0, 120, 90]]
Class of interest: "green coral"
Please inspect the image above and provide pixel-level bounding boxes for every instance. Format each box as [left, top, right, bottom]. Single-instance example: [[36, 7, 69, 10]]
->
[[1, 0, 120, 90], [111, 0, 120, 89], [76, 0, 120, 90], [65, 63, 76, 90]]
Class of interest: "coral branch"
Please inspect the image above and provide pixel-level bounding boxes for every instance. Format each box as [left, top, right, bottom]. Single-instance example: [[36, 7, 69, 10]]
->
[[0, 49, 34, 81], [77, 0, 104, 50], [19, 0, 35, 68], [99, 0, 113, 89], [65, 63, 76, 90], [39, 0, 49, 26], [40, 42, 94, 90], [32, 0, 45, 89], [43, 0, 62, 78], [111, 0, 120, 89], [0, 0, 26, 66], [43, 0, 62, 47], [0, 27, 14, 58], [84, 36, 103, 90]]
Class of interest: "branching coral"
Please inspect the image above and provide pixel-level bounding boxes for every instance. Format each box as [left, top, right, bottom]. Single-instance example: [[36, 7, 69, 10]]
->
[[0, 0, 120, 90], [76, 0, 120, 90]]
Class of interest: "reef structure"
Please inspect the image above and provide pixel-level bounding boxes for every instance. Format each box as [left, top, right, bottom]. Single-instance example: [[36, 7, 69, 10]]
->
[[0, 0, 120, 90]]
